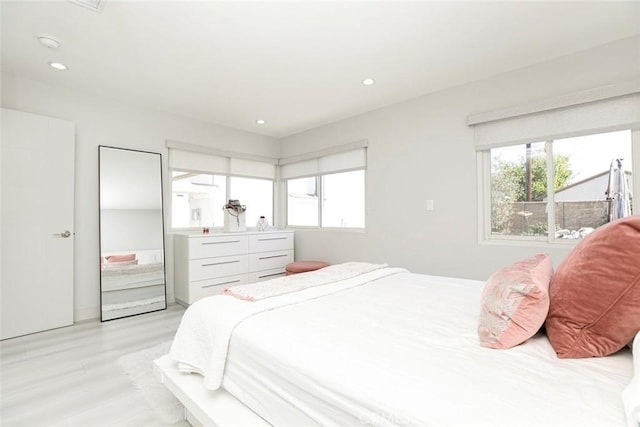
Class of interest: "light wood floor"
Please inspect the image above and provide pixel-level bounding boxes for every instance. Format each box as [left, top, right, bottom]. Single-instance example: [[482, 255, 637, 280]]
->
[[1, 304, 188, 426]]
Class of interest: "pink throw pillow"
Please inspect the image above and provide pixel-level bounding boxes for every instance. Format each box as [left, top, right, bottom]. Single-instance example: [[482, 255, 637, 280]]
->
[[478, 253, 553, 349], [546, 216, 640, 358], [105, 253, 136, 263]]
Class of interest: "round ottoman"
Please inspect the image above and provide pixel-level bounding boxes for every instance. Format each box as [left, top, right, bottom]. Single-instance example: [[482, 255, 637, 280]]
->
[[285, 260, 329, 275]]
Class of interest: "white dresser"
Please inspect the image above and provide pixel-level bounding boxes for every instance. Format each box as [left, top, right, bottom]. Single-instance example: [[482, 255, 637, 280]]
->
[[173, 230, 294, 305]]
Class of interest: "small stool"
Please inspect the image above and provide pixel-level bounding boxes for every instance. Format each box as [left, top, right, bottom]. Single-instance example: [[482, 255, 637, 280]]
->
[[285, 261, 329, 275]]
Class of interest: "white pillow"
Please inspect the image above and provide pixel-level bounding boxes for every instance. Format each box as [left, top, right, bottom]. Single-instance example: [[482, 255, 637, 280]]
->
[[623, 332, 640, 427]]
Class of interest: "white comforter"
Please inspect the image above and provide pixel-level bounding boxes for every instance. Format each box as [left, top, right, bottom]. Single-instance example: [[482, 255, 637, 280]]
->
[[170, 263, 407, 390], [222, 273, 633, 427], [623, 332, 640, 427]]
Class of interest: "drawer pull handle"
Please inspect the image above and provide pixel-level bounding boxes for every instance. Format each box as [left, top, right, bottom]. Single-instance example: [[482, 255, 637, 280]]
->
[[202, 279, 240, 289], [258, 254, 287, 260], [257, 237, 288, 241], [259, 272, 286, 279], [201, 260, 240, 267], [202, 240, 241, 245]]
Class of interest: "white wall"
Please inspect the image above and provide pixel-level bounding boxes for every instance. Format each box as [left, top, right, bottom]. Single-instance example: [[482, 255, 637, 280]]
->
[[100, 209, 163, 253], [1, 74, 280, 321], [280, 36, 640, 280], [2, 36, 638, 320]]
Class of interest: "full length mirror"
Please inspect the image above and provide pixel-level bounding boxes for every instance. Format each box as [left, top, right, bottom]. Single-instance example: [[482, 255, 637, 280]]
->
[[99, 146, 167, 321]]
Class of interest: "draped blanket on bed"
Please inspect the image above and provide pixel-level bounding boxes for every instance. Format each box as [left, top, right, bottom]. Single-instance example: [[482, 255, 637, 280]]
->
[[169, 262, 407, 390]]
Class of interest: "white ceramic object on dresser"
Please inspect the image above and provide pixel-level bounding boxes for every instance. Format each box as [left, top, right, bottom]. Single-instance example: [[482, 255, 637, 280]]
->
[[173, 230, 294, 305]]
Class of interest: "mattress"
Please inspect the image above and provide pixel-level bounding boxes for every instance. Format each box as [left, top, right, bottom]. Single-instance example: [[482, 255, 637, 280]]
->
[[221, 273, 633, 427]]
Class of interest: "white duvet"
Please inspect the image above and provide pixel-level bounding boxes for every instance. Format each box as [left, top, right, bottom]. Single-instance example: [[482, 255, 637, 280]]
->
[[170, 267, 634, 427], [170, 263, 407, 390], [623, 332, 640, 427]]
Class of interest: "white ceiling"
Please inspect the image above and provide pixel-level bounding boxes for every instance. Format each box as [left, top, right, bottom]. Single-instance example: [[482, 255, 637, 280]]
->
[[2, 1, 639, 138]]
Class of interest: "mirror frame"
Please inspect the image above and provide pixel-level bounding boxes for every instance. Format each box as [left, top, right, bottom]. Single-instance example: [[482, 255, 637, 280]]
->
[[98, 145, 167, 321]]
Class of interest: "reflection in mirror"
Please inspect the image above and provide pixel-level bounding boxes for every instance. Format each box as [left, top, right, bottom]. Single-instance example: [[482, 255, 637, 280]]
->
[[99, 146, 166, 321]]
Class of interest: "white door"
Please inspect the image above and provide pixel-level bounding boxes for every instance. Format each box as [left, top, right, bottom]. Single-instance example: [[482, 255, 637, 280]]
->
[[1, 108, 75, 340]]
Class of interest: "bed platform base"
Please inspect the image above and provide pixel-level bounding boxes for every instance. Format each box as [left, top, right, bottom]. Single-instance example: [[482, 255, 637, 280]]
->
[[153, 354, 270, 427]]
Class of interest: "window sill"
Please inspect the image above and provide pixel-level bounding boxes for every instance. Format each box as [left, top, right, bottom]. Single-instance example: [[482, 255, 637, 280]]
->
[[286, 226, 366, 233], [479, 237, 579, 248]]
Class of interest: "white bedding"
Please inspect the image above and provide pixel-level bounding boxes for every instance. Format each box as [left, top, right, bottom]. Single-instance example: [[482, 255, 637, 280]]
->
[[100, 262, 165, 291], [623, 332, 640, 427], [170, 264, 407, 390], [170, 270, 634, 426]]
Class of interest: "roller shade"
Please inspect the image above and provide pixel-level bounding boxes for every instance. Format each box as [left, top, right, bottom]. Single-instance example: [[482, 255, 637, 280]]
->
[[280, 147, 367, 180], [168, 148, 276, 179], [470, 84, 640, 150], [230, 158, 276, 179], [169, 149, 229, 174]]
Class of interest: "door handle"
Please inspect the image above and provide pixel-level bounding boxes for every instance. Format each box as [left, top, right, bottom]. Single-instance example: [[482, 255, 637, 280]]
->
[[53, 230, 72, 238]]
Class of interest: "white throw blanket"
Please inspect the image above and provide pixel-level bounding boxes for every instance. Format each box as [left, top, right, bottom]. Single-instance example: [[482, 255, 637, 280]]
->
[[223, 262, 387, 301], [623, 332, 640, 427], [169, 263, 407, 390]]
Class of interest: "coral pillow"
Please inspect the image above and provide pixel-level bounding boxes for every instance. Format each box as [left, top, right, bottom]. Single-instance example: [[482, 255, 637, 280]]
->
[[478, 253, 553, 349], [546, 216, 640, 359], [105, 253, 136, 263]]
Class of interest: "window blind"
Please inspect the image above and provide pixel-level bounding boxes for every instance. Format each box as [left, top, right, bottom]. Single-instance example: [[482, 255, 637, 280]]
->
[[230, 158, 275, 180], [167, 142, 277, 179], [469, 82, 640, 150], [169, 150, 229, 174], [280, 144, 367, 180]]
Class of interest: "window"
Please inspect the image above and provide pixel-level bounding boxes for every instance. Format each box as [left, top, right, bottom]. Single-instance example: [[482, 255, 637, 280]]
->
[[229, 176, 273, 227], [490, 142, 547, 237], [322, 170, 365, 228], [487, 130, 634, 241], [552, 131, 633, 239], [172, 172, 226, 228], [168, 144, 277, 230], [282, 144, 367, 229], [287, 177, 318, 227], [285, 170, 366, 228], [473, 85, 639, 243]]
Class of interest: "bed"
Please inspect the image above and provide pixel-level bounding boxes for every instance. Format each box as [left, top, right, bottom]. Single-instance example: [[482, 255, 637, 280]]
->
[[156, 215, 640, 427], [155, 259, 638, 427]]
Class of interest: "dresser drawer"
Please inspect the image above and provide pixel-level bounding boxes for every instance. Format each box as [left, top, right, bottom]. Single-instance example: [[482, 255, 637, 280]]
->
[[249, 233, 293, 253], [189, 274, 248, 302], [189, 235, 249, 259], [189, 255, 248, 282], [249, 250, 293, 272], [248, 268, 287, 283]]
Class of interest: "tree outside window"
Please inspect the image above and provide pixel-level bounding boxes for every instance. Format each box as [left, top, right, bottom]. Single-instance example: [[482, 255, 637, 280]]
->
[[490, 130, 633, 240]]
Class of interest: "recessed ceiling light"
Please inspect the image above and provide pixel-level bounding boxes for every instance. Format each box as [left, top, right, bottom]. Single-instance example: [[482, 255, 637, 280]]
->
[[362, 78, 376, 86], [256, 119, 266, 125], [48, 62, 68, 71], [38, 35, 61, 49]]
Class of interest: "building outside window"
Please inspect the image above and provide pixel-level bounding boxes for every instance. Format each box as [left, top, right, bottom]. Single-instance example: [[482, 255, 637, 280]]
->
[[172, 172, 226, 229]]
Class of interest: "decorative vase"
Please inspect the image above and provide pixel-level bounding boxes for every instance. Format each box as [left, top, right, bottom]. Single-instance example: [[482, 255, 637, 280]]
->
[[223, 200, 247, 232], [256, 216, 268, 231]]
